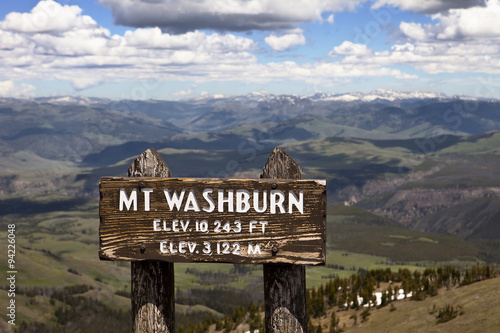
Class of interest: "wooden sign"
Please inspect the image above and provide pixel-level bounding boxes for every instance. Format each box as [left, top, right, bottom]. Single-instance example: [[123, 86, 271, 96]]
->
[[99, 177, 326, 265]]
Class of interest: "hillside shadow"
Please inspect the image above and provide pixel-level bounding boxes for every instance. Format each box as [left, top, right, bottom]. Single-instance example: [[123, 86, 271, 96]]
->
[[0, 198, 86, 217]]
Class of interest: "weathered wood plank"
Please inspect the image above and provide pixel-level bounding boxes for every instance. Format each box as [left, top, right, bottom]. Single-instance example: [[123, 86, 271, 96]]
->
[[99, 177, 326, 265], [128, 149, 174, 333], [263, 147, 313, 333], [265, 264, 307, 332]]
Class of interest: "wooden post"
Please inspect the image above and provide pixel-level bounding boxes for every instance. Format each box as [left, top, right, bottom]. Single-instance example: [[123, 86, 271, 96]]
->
[[129, 149, 175, 333], [262, 147, 307, 332]]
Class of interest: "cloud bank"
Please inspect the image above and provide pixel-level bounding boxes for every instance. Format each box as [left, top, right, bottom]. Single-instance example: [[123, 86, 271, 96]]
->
[[331, 0, 500, 76], [371, 0, 486, 14], [0, 81, 36, 97], [0, 0, 413, 92], [99, 0, 365, 33], [0, 0, 499, 98], [265, 30, 306, 51]]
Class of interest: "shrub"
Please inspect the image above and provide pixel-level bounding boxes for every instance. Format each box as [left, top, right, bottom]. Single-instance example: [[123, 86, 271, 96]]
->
[[436, 304, 463, 324]]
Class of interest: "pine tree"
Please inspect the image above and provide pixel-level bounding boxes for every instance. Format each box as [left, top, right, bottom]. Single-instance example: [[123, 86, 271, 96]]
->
[[349, 313, 357, 326], [360, 309, 371, 323], [387, 286, 393, 302], [330, 310, 340, 333]]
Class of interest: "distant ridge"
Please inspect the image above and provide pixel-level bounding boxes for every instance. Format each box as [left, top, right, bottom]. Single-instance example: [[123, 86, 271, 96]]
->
[[308, 89, 447, 102], [2, 88, 496, 106]]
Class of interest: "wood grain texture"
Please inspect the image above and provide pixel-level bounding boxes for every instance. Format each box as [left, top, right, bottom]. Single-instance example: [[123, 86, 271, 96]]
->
[[263, 147, 309, 333], [99, 178, 326, 265], [129, 149, 174, 333]]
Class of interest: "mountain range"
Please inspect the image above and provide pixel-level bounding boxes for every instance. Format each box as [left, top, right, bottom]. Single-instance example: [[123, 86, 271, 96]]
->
[[2, 90, 500, 257], [1, 90, 498, 163]]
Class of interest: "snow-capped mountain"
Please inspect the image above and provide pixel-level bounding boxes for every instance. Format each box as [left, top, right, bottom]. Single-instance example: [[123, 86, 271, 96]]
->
[[309, 89, 447, 102]]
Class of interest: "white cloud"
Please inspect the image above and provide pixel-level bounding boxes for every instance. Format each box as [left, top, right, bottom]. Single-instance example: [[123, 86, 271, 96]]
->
[[172, 88, 194, 97], [326, 1, 500, 78], [0, 81, 36, 97], [5, 0, 500, 96], [328, 39, 500, 76], [0, 30, 26, 49], [124, 28, 256, 52], [262, 61, 416, 82], [0, 0, 99, 34], [0, 2, 260, 90], [71, 77, 103, 91], [99, 0, 365, 32], [125, 28, 203, 50], [362, 0, 500, 76], [399, 22, 429, 41], [433, 0, 500, 40], [329, 41, 372, 56], [265, 30, 306, 52], [398, 0, 500, 42], [326, 14, 335, 24]]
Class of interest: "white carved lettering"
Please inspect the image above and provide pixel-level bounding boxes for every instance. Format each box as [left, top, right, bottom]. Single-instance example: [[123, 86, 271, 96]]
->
[[218, 189, 234, 212], [163, 189, 185, 211], [180, 220, 190, 232], [247, 243, 261, 255], [202, 189, 215, 212], [153, 219, 161, 231], [159, 240, 262, 257], [236, 189, 251, 213], [184, 190, 200, 212], [187, 242, 197, 253], [141, 188, 154, 211], [160, 241, 168, 253], [169, 241, 178, 253], [119, 188, 137, 211], [249, 220, 258, 233], [253, 190, 267, 213], [172, 219, 179, 232], [157, 187, 304, 214], [259, 221, 268, 233], [288, 190, 304, 214], [178, 241, 186, 254], [270, 190, 285, 214], [162, 220, 171, 232]]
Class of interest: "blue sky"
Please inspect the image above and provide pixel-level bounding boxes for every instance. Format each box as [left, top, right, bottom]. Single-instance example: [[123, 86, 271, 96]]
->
[[0, 0, 499, 100]]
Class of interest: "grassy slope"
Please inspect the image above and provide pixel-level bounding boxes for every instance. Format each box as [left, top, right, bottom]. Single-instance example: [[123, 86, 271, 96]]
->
[[329, 277, 500, 333], [286, 136, 412, 180], [283, 130, 500, 187]]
